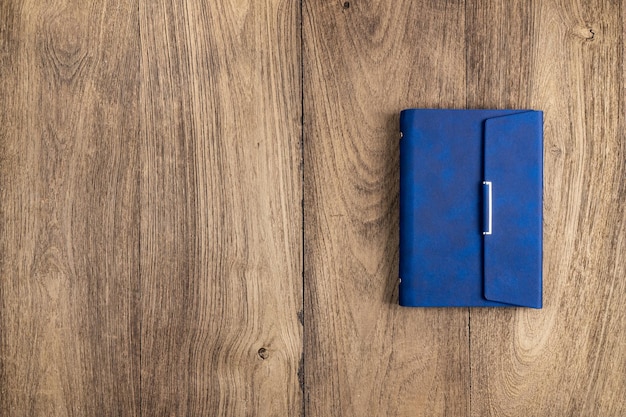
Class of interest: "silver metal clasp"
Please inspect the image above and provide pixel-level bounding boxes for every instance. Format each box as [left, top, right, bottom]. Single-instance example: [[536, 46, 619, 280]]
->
[[483, 181, 492, 235]]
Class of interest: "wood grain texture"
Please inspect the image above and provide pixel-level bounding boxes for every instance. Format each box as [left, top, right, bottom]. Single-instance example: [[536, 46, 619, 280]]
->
[[139, 0, 302, 415], [467, 0, 626, 416], [2, 0, 625, 416], [0, 0, 140, 415], [303, 1, 469, 416]]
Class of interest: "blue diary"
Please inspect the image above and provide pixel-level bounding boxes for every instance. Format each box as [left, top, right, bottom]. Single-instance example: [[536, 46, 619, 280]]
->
[[399, 109, 543, 308]]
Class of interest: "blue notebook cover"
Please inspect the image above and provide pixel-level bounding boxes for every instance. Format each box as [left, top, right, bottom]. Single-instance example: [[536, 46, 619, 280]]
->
[[399, 109, 543, 308]]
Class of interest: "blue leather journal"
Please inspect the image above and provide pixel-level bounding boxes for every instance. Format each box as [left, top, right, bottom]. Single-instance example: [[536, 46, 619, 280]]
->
[[399, 109, 543, 308]]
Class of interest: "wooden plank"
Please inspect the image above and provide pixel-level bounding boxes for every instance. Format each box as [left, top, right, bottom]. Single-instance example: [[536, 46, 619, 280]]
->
[[303, 1, 469, 416], [467, 0, 626, 415], [0, 0, 140, 415], [139, 1, 302, 415]]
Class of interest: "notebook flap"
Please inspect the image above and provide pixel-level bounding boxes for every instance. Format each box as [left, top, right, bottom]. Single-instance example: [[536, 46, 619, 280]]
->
[[483, 111, 543, 308]]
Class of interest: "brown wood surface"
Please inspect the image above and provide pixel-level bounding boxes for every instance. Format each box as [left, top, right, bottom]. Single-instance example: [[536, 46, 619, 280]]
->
[[139, 1, 302, 416], [0, 1, 140, 415], [302, 1, 470, 416], [0, 0, 624, 416], [467, 1, 626, 416]]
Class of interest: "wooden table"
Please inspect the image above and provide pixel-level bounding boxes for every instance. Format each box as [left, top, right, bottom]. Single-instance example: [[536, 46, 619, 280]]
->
[[1, 1, 624, 415]]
